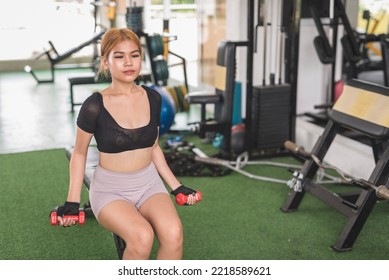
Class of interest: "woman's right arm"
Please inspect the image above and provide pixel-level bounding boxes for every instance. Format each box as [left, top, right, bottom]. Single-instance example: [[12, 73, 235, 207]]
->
[[66, 127, 93, 203], [58, 127, 93, 227]]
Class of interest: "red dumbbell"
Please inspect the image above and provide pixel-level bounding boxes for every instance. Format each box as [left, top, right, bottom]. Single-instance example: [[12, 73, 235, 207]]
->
[[175, 191, 202, 206], [50, 208, 86, 226]]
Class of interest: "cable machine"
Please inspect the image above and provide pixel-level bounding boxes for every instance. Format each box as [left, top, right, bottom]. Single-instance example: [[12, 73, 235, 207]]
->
[[245, 0, 301, 158]]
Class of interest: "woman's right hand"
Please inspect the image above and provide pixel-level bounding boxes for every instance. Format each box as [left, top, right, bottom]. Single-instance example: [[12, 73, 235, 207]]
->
[[56, 201, 80, 227], [171, 185, 202, 206]]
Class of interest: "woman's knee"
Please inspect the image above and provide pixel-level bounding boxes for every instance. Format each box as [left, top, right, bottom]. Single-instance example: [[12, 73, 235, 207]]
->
[[160, 220, 183, 248], [97, 200, 156, 258], [124, 225, 155, 255]]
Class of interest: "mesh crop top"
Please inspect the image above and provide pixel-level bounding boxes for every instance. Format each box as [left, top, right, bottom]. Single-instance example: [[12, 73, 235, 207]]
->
[[77, 85, 161, 153]]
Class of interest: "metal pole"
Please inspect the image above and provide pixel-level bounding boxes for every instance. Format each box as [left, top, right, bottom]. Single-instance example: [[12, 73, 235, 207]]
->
[[245, 0, 255, 156]]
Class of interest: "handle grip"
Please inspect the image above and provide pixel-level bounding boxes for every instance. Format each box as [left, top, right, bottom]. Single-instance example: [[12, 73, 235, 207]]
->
[[50, 210, 85, 225], [284, 140, 312, 159], [175, 191, 202, 206], [376, 185, 389, 201]]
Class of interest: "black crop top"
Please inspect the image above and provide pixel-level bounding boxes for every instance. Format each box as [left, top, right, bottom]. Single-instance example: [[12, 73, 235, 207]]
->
[[77, 85, 161, 153]]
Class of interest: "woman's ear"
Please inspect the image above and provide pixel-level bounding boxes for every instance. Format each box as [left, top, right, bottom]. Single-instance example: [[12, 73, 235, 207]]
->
[[102, 56, 109, 69]]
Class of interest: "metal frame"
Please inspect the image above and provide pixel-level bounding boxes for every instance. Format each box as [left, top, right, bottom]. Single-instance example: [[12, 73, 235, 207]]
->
[[281, 79, 389, 251]]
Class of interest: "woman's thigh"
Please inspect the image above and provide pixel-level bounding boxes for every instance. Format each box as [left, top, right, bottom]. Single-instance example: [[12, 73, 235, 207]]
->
[[98, 200, 153, 240], [139, 194, 183, 241]]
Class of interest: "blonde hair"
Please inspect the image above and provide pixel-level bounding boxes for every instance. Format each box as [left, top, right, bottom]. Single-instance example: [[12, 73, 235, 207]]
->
[[97, 28, 142, 79]]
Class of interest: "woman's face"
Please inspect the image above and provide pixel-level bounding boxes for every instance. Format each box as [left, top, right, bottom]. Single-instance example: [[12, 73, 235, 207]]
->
[[105, 39, 142, 83]]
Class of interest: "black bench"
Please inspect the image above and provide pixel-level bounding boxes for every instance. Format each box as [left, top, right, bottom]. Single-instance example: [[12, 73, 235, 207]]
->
[[65, 146, 125, 259], [281, 79, 389, 252]]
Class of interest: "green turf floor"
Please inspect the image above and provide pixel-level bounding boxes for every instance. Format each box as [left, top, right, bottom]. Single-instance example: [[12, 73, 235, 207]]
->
[[1, 136, 389, 260]]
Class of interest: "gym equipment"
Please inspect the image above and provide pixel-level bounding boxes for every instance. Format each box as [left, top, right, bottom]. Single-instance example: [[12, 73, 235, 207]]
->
[[50, 208, 86, 226], [360, 9, 385, 58], [251, 1, 292, 155], [163, 141, 230, 177], [107, 0, 116, 27], [301, 0, 340, 125], [231, 123, 246, 155], [309, 0, 336, 65], [148, 84, 176, 135], [337, 0, 383, 80], [24, 31, 105, 83], [333, 79, 344, 102], [171, 85, 189, 112], [162, 135, 189, 149], [175, 191, 202, 206], [194, 148, 300, 184], [186, 0, 297, 167], [186, 40, 248, 159], [380, 34, 389, 87], [303, 0, 384, 139], [144, 33, 189, 92], [281, 79, 389, 251], [126, 6, 144, 32], [284, 140, 389, 200], [251, 84, 291, 153]]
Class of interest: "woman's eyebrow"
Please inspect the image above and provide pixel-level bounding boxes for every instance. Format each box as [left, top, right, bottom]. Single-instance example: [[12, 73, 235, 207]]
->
[[113, 50, 140, 55]]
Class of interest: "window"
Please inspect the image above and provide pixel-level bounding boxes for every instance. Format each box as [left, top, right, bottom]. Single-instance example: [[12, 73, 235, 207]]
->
[[0, 0, 95, 61]]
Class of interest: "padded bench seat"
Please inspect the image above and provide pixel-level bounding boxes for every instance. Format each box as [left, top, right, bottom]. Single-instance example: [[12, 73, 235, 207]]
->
[[329, 79, 389, 139]]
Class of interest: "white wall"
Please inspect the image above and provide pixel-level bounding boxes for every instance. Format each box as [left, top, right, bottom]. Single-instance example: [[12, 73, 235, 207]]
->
[[296, 18, 330, 114]]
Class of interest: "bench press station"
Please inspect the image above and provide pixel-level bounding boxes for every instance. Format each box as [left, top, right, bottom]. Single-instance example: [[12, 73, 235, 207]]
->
[[281, 79, 389, 251], [25, 31, 105, 84]]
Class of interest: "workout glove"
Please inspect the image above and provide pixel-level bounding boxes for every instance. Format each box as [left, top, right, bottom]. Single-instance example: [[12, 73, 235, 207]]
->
[[171, 185, 196, 196], [56, 201, 80, 217]]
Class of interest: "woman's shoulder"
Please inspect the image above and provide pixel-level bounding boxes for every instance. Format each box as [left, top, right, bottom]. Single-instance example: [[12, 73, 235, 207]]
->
[[85, 91, 102, 99], [79, 92, 103, 113], [142, 85, 161, 102]]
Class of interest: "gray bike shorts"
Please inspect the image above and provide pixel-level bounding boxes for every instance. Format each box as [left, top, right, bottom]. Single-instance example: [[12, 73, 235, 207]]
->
[[89, 162, 168, 220]]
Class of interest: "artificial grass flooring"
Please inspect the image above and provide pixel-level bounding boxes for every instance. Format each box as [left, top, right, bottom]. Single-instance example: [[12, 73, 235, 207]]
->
[[1, 138, 389, 260]]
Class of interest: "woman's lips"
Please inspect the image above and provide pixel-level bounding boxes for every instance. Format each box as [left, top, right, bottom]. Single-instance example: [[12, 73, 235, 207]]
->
[[123, 70, 135, 75]]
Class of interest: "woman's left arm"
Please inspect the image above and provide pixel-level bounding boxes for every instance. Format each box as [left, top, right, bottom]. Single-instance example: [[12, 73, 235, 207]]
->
[[151, 136, 201, 205]]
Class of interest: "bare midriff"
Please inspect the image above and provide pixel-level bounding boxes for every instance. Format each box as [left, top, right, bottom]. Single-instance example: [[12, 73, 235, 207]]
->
[[99, 146, 153, 172]]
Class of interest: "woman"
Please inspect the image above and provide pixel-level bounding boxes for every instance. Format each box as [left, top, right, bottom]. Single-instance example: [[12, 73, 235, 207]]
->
[[56, 27, 200, 260]]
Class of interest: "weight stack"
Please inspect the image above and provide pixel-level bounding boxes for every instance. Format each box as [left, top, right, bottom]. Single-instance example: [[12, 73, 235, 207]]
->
[[251, 84, 291, 150], [126, 7, 144, 32]]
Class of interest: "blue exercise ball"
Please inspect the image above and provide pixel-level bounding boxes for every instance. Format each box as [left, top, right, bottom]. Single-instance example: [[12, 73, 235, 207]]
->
[[148, 84, 176, 135]]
